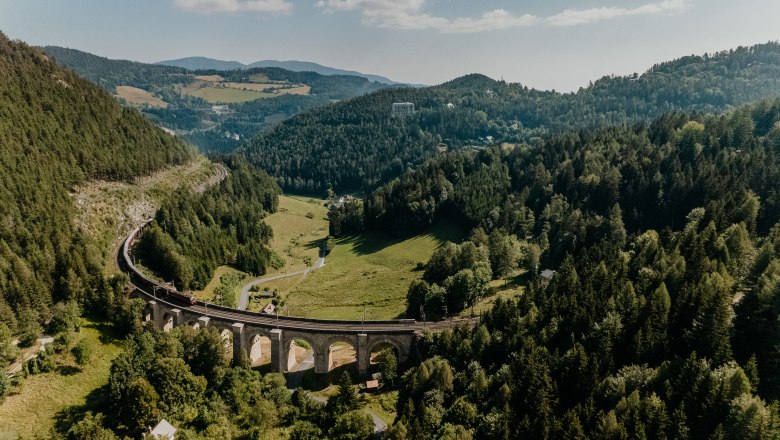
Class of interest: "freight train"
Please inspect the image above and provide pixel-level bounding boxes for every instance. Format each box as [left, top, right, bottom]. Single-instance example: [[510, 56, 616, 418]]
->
[[121, 220, 197, 306]]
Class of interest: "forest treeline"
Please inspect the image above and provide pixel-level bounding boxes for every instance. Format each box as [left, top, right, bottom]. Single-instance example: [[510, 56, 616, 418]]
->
[[137, 156, 282, 291], [43, 46, 389, 153], [0, 33, 192, 345], [60, 323, 388, 439], [336, 100, 780, 438], [242, 42, 780, 193]]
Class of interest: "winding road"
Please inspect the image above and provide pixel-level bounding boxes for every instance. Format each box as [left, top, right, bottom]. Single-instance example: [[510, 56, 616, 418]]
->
[[237, 253, 326, 310]]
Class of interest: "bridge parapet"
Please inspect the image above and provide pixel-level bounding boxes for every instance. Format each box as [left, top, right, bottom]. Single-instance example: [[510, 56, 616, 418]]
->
[[145, 299, 417, 375]]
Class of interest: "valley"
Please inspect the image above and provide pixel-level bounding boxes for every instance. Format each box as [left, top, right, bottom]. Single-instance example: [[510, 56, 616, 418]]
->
[[4, 12, 780, 439], [43, 46, 389, 153], [254, 220, 463, 320]]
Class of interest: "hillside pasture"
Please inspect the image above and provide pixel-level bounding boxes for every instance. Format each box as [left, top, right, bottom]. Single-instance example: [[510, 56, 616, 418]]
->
[[264, 195, 329, 273], [114, 85, 168, 108], [270, 220, 463, 320], [194, 74, 224, 82], [0, 321, 122, 439]]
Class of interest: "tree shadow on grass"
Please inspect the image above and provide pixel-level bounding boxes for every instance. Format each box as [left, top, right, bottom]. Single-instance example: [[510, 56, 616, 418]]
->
[[296, 362, 360, 392], [57, 365, 82, 376], [344, 219, 464, 257], [54, 383, 111, 437], [81, 320, 123, 345]]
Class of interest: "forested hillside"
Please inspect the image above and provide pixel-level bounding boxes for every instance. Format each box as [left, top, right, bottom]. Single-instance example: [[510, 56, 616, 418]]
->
[[42, 46, 193, 92], [242, 42, 780, 193], [137, 157, 281, 291], [0, 33, 192, 340], [44, 46, 390, 153], [332, 100, 780, 438]]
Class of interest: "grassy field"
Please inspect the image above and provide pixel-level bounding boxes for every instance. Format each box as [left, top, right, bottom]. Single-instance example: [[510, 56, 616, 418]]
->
[[0, 321, 122, 439], [266, 195, 330, 273], [187, 86, 277, 103], [72, 156, 216, 274], [365, 390, 398, 425], [114, 85, 168, 108], [194, 74, 223, 82], [457, 269, 529, 317], [264, 219, 463, 320], [193, 265, 250, 307], [180, 76, 310, 103]]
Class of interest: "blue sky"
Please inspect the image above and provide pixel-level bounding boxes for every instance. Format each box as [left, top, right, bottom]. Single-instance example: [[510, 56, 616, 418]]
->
[[1, 0, 778, 90]]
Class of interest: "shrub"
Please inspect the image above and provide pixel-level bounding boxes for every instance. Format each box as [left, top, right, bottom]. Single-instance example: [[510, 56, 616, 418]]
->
[[72, 340, 91, 366]]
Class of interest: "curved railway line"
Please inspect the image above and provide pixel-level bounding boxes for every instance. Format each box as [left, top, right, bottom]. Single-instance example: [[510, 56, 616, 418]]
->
[[121, 221, 475, 333], [119, 218, 476, 374]]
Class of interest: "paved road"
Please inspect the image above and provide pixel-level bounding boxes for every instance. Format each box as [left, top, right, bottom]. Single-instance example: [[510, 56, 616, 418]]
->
[[237, 254, 325, 310]]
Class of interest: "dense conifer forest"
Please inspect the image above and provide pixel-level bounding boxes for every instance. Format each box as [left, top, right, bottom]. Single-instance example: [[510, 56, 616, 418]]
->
[[43, 46, 390, 153], [137, 157, 282, 290], [329, 100, 780, 438], [243, 42, 780, 194], [0, 33, 192, 342]]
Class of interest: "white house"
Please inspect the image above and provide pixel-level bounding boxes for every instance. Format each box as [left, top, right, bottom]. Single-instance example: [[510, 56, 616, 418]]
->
[[150, 419, 176, 440]]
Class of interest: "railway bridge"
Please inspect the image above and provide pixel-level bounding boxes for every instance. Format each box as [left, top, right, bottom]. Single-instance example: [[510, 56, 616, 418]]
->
[[121, 223, 473, 375], [139, 295, 419, 375]]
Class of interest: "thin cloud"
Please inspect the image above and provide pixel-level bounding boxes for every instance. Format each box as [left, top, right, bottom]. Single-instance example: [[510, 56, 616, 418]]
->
[[316, 0, 690, 33], [547, 0, 690, 26], [174, 0, 293, 14]]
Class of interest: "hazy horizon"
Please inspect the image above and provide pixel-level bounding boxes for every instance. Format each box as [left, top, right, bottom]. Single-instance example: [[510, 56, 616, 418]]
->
[[1, 0, 779, 91]]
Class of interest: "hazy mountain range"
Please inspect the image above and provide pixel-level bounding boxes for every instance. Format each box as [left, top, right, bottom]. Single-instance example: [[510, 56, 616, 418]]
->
[[156, 56, 401, 85]]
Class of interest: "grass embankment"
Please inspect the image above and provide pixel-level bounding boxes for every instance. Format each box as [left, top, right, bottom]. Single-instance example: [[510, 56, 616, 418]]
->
[[0, 321, 122, 439], [72, 155, 216, 275], [193, 266, 250, 307], [258, 213, 463, 319]]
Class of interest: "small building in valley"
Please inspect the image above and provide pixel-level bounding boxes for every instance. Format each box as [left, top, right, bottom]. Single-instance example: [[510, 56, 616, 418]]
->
[[212, 104, 230, 115], [364, 379, 379, 392], [540, 269, 556, 286], [262, 302, 276, 315], [150, 419, 176, 440]]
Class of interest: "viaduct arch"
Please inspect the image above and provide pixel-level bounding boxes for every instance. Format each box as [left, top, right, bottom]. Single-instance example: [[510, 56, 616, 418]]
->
[[142, 299, 415, 374]]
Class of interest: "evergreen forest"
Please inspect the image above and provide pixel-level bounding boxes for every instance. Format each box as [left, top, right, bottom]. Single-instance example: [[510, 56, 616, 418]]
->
[[328, 99, 780, 438], [0, 33, 192, 343], [243, 42, 780, 194], [136, 157, 281, 291]]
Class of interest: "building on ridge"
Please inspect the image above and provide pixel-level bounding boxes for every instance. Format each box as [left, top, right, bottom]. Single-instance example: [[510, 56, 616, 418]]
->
[[392, 102, 415, 117]]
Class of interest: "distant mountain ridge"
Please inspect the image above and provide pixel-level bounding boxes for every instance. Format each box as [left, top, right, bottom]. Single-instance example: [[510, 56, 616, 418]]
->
[[156, 56, 399, 84]]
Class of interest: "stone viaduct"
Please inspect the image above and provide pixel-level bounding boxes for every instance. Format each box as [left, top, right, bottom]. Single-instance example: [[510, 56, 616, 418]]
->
[[141, 297, 416, 375], [120, 221, 478, 375]]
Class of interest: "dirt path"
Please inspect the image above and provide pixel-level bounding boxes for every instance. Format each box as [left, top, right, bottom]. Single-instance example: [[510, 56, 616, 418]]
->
[[237, 253, 325, 310], [5, 336, 53, 375]]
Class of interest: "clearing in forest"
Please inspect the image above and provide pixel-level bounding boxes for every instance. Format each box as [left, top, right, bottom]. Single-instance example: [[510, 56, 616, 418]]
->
[[114, 85, 168, 108], [0, 321, 122, 439], [257, 219, 463, 320], [179, 76, 310, 103]]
